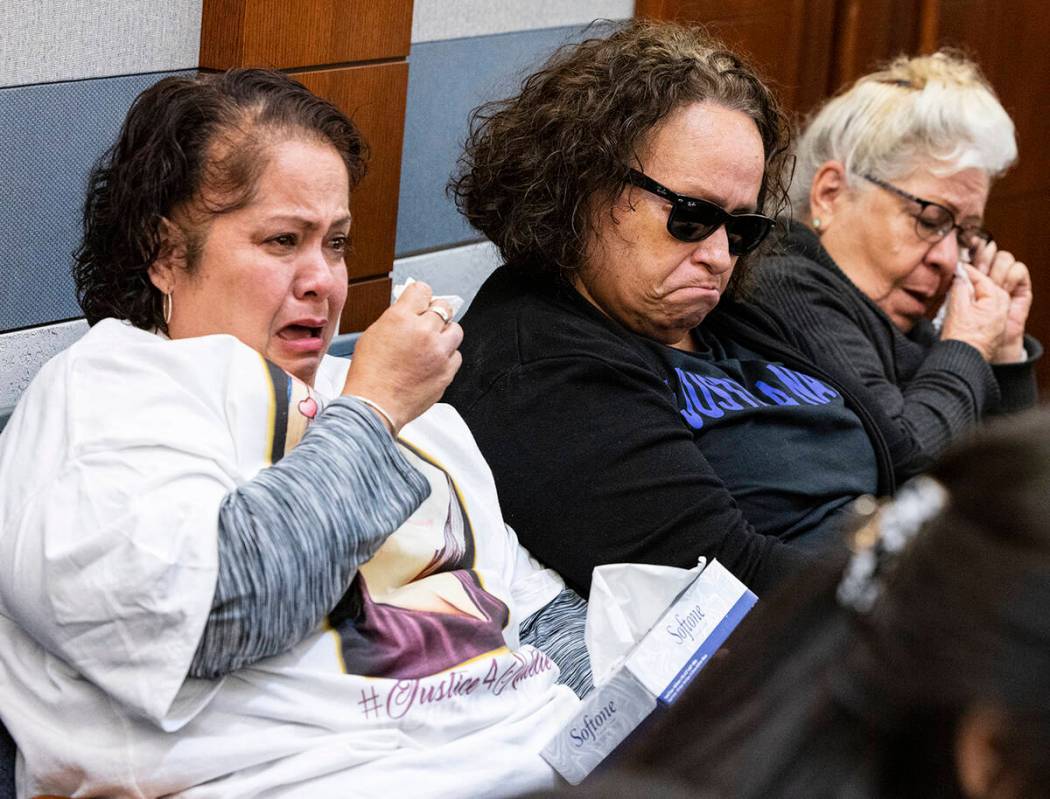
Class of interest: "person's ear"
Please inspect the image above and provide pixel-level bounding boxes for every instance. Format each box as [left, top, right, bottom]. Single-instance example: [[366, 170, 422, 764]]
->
[[956, 705, 1015, 799], [147, 216, 186, 294], [809, 160, 850, 232]]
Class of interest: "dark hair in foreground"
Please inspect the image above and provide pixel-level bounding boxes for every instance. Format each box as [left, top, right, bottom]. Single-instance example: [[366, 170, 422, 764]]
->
[[449, 19, 792, 284], [589, 410, 1050, 798], [74, 69, 367, 331]]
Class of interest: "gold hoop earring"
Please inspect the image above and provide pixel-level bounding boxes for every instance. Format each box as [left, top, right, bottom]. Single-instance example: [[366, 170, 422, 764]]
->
[[163, 292, 173, 326]]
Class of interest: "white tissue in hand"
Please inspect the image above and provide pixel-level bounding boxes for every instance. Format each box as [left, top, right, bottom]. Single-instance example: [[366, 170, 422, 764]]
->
[[932, 262, 971, 333], [392, 277, 465, 316], [585, 558, 706, 687]]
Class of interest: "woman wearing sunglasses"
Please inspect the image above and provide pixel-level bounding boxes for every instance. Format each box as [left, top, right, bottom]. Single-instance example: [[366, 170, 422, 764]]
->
[[444, 21, 894, 598], [751, 51, 1040, 482]]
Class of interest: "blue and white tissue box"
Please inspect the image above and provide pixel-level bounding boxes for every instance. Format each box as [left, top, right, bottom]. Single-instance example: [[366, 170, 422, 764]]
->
[[541, 559, 757, 784]]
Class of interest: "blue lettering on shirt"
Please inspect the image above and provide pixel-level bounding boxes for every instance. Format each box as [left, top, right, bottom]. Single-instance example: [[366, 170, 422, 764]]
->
[[706, 376, 768, 411], [676, 368, 725, 428], [676, 364, 839, 429], [765, 365, 839, 405], [754, 380, 799, 406]]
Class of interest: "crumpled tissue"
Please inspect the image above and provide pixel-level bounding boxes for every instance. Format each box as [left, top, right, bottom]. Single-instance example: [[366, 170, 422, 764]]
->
[[392, 277, 465, 318]]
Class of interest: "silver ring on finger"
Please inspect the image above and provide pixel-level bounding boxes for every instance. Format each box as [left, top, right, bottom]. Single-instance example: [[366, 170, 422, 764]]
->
[[427, 304, 451, 324]]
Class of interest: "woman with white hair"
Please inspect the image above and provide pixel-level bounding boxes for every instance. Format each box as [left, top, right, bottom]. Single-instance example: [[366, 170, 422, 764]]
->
[[752, 51, 1040, 481]]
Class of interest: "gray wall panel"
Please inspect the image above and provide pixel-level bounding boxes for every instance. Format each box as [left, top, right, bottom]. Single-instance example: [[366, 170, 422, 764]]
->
[[411, 0, 633, 43], [0, 71, 187, 332], [393, 241, 501, 315], [396, 25, 592, 257]]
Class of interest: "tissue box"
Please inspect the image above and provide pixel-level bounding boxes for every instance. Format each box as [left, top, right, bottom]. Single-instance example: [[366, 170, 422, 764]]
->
[[541, 559, 757, 784]]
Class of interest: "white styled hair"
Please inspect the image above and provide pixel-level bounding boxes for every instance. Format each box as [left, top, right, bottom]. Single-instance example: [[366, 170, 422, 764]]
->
[[789, 50, 1017, 216]]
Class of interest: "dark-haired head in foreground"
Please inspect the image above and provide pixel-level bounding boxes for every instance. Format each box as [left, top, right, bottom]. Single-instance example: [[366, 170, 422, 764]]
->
[[538, 410, 1050, 799]]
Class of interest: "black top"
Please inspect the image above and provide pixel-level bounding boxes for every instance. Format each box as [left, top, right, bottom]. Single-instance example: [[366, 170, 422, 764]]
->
[[662, 327, 878, 546], [445, 265, 893, 597], [752, 223, 1041, 481]]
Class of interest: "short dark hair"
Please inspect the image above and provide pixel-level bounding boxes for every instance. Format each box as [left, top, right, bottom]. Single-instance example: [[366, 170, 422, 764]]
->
[[74, 68, 367, 330], [449, 20, 791, 284], [619, 409, 1050, 798]]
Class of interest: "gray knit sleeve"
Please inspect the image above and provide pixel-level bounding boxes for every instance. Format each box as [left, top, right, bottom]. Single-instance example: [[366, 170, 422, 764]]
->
[[520, 587, 593, 697], [189, 397, 430, 679], [753, 253, 998, 481], [990, 333, 1042, 415]]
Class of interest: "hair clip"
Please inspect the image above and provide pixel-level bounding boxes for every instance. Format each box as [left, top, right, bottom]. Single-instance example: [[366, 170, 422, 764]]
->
[[837, 476, 948, 613]]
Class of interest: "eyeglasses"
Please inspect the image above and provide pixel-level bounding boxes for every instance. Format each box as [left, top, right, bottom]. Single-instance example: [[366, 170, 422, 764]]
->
[[626, 169, 774, 255], [861, 174, 993, 261]]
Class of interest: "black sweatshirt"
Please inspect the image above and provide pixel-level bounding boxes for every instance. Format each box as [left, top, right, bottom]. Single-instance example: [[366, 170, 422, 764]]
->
[[752, 224, 1041, 481], [445, 265, 893, 597]]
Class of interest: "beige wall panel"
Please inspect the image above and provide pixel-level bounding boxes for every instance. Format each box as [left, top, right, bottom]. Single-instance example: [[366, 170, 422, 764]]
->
[[1, 0, 202, 87]]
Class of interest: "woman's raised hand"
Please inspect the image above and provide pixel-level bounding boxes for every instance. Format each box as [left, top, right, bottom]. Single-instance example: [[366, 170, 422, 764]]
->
[[341, 281, 463, 432], [940, 263, 1010, 362], [971, 240, 1031, 363]]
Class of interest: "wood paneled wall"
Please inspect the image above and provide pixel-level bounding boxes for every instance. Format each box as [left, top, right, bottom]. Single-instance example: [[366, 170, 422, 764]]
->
[[199, 0, 413, 332], [935, 0, 1050, 379], [635, 0, 928, 116], [638, 0, 1049, 388], [635, 0, 838, 112]]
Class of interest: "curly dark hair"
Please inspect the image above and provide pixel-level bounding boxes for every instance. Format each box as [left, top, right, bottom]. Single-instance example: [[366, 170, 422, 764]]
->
[[74, 68, 367, 331], [449, 20, 792, 287]]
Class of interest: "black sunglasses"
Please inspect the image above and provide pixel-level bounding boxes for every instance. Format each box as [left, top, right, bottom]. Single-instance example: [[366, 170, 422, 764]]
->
[[861, 174, 993, 260], [626, 168, 774, 255]]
